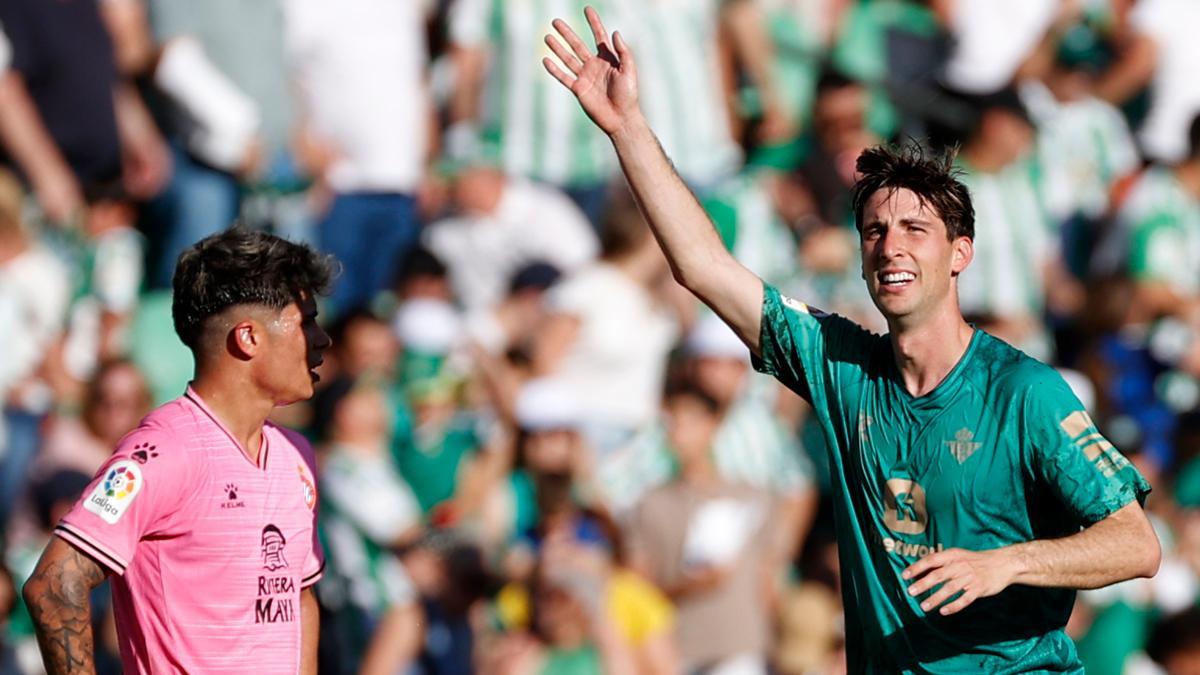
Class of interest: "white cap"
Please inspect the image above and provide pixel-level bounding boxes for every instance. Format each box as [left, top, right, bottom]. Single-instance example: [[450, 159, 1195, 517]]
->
[[685, 314, 748, 361], [515, 378, 582, 431], [393, 299, 462, 355]]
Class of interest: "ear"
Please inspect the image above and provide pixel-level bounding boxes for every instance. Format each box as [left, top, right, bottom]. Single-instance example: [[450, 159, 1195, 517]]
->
[[950, 236, 973, 276], [226, 320, 262, 360]]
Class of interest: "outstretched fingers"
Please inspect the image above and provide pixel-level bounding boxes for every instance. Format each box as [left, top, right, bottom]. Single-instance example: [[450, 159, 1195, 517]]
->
[[551, 18, 594, 63], [542, 57, 576, 89], [545, 34, 583, 75], [584, 6, 610, 49]]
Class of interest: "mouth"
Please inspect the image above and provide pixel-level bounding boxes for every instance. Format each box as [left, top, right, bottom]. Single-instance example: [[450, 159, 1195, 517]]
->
[[308, 359, 324, 381], [877, 270, 916, 291]]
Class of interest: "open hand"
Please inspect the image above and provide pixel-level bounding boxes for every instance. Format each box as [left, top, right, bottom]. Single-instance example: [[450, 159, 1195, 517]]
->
[[543, 7, 639, 136], [902, 547, 1018, 616]]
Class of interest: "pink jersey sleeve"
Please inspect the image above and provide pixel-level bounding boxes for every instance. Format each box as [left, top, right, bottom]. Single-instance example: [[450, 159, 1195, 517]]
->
[[281, 427, 325, 588], [56, 422, 195, 575]]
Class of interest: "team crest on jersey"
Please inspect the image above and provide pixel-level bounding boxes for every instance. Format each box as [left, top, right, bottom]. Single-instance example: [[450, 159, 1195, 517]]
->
[[84, 461, 143, 524], [944, 428, 982, 463], [261, 524, 288, 571], [298, 465, 316, 510]]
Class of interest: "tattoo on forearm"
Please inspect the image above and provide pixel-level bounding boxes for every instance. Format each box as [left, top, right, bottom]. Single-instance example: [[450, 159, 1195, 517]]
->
[[25, 545, 107, 674]]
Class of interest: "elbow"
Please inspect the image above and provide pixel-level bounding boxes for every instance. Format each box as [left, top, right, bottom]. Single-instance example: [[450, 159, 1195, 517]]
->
[[21, 576, 46, 621], [1139, 532, 1163, 579]]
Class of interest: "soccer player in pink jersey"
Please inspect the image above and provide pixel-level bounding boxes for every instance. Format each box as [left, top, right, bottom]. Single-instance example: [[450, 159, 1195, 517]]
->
[[22, 229, 334, 674]]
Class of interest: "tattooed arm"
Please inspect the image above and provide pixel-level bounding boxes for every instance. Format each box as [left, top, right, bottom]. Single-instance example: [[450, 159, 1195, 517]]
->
[[23, 537, 111, 675]]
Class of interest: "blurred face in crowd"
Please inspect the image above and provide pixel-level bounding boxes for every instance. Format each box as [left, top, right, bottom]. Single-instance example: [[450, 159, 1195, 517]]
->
[[332, 383, 391, 448], [665, 393, 721, 467], [341, 316, 398, 378], [690, 356, 747, 409], [453, 166, 506, 216], [815, 83, 874, 157], [860, 188, 972, 327], [524, 428, 579, 477], [979, 108, 1035, 167], [85, 362, 151, 444], [254, 292, 332, 405]]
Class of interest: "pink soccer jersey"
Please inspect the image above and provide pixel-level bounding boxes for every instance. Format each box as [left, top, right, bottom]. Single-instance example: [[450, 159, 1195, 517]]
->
[[57, 388, 324, 674]]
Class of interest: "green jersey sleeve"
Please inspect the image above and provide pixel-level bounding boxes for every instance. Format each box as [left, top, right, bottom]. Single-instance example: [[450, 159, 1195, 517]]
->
[[751, 283, 879, 405], [1021, 371, 1151, 526]]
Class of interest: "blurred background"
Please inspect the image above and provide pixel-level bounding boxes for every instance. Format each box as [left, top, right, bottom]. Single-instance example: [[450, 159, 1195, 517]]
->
[[1, 0, 1200, 673]]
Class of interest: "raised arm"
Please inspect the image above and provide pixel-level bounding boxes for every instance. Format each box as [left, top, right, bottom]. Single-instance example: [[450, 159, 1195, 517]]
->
[[902, 501, 1160, 616], [23, 537, 111, 675], [543, 8, 765, 352]]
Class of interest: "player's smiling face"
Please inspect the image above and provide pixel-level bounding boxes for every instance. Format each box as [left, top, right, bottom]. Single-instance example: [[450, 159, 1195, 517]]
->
[[860, 188, 972, 325]]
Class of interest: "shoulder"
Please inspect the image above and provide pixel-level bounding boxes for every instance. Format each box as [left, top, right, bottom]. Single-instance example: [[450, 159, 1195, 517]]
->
[[979, 337, 1078, 409]]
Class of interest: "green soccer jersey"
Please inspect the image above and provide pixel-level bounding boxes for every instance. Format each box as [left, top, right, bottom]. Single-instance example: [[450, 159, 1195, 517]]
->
[[753, 284, 1151, 674]]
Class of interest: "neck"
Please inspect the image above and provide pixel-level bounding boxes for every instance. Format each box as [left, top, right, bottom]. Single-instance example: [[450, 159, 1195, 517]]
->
[[609, 246, 661, 287], [1175, 160, 1200, 200], [190, 371, 276, 462], [888, 306, 974, 397], [679, 455, 719, 485]]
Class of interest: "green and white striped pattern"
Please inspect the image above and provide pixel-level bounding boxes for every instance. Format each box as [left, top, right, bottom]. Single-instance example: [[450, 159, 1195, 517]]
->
[[1117, 166, 1200, 296], [610, 0, 742, 186], [1026, 87, 1139, 221], [712, 397, 813, 496], [450, 0, 616, 186], [956, 156, 1054, 321], [703, 172, 799, 288]]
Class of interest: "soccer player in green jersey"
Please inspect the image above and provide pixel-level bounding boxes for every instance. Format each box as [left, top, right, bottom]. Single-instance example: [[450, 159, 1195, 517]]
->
[[543, 8, 1162, 673]]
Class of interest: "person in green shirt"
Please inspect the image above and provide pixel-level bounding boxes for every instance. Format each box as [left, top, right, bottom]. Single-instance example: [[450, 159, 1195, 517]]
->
[[543, 9, 1162, 672]]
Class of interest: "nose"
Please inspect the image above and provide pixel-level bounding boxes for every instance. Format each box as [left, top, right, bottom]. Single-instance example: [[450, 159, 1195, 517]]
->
[[314, 324, 332, 352]]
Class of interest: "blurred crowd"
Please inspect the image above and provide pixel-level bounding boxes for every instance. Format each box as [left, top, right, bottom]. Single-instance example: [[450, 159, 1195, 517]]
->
[[2, 0, 1200, 673]]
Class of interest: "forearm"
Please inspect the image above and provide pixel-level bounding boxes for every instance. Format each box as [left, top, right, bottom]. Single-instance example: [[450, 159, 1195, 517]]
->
[[609, 115, 762, 343], [0, 72, 75, 189], [722, 0, 780, 112], [1003, 502, 1160, 589], [299, 586, 319, 675], [24, 539, 107, 675], [358, 601, 421, 675]]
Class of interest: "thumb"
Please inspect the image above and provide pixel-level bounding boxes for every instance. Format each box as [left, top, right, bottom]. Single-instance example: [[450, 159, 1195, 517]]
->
[[613, 31, 636, 76]]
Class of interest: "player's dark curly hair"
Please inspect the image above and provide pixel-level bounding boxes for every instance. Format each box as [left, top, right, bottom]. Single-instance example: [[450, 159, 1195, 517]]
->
[[851, 143, 975, 241], [172, 229, 336, 350]]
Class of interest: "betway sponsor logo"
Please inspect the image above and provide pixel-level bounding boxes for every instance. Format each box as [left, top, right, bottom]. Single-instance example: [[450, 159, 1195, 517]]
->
[[881, 536, 945, 559]]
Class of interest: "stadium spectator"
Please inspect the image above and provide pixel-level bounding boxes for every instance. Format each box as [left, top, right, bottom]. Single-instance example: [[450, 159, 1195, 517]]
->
[[424, 166, 597, 314], [952, 87, 1066, 359], [315, 375, 423, 675], [0, 169, 71, 515], [532, 192, 690, 454], [447, 0, 616, 223], [141, 0, 294, 287], [1096, 0, 1200, 164], [283, 0, 434, 316], [629, 383, 773, 675], [38, 359, 152, 478]]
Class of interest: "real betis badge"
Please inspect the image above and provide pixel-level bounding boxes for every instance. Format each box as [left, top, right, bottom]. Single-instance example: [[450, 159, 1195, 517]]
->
[[945, 428, 982, 464]]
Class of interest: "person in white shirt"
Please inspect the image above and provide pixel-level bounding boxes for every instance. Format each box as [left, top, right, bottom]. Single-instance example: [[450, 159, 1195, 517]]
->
[[283, 0, 432, 315], [423, 166, 597, 314]]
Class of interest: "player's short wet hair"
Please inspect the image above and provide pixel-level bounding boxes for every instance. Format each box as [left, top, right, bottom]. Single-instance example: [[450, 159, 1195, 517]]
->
[[852, 143, 975, 241], [172, 229, 336, 350]]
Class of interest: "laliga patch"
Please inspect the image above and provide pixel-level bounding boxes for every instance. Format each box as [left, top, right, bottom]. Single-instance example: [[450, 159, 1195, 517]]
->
[[781, 295, 827, 318], [84, 461, 143, 524]]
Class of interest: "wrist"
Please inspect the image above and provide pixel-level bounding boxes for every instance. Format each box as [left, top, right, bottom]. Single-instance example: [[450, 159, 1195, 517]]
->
[[998, 544, 1032, 586], [609, 111, 651, 148]]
